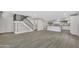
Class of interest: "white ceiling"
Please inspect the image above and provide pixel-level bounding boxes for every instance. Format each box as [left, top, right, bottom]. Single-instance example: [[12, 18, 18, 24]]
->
[[5, 11, 77, 20]]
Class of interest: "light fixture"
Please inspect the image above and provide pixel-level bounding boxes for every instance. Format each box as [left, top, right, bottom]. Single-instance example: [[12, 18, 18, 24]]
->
[[70, 12, 79, 16], [0, 11, 3, 17]]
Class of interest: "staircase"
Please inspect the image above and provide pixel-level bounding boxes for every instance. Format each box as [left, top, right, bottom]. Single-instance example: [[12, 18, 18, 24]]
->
[[14, 16, 35, 34], [23, 18, 34, 30]]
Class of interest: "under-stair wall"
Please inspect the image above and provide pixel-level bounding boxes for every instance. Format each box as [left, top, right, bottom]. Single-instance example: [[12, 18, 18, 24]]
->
[[14, 21, 33, 34]]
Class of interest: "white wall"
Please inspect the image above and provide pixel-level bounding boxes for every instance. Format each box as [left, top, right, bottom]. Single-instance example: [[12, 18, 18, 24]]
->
[[0, 12, 14, 33], [70, 16, 79, 36]]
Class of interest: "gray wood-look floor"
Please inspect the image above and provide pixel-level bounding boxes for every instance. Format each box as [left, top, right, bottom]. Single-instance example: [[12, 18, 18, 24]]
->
[[0, 30, 79, 48]]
